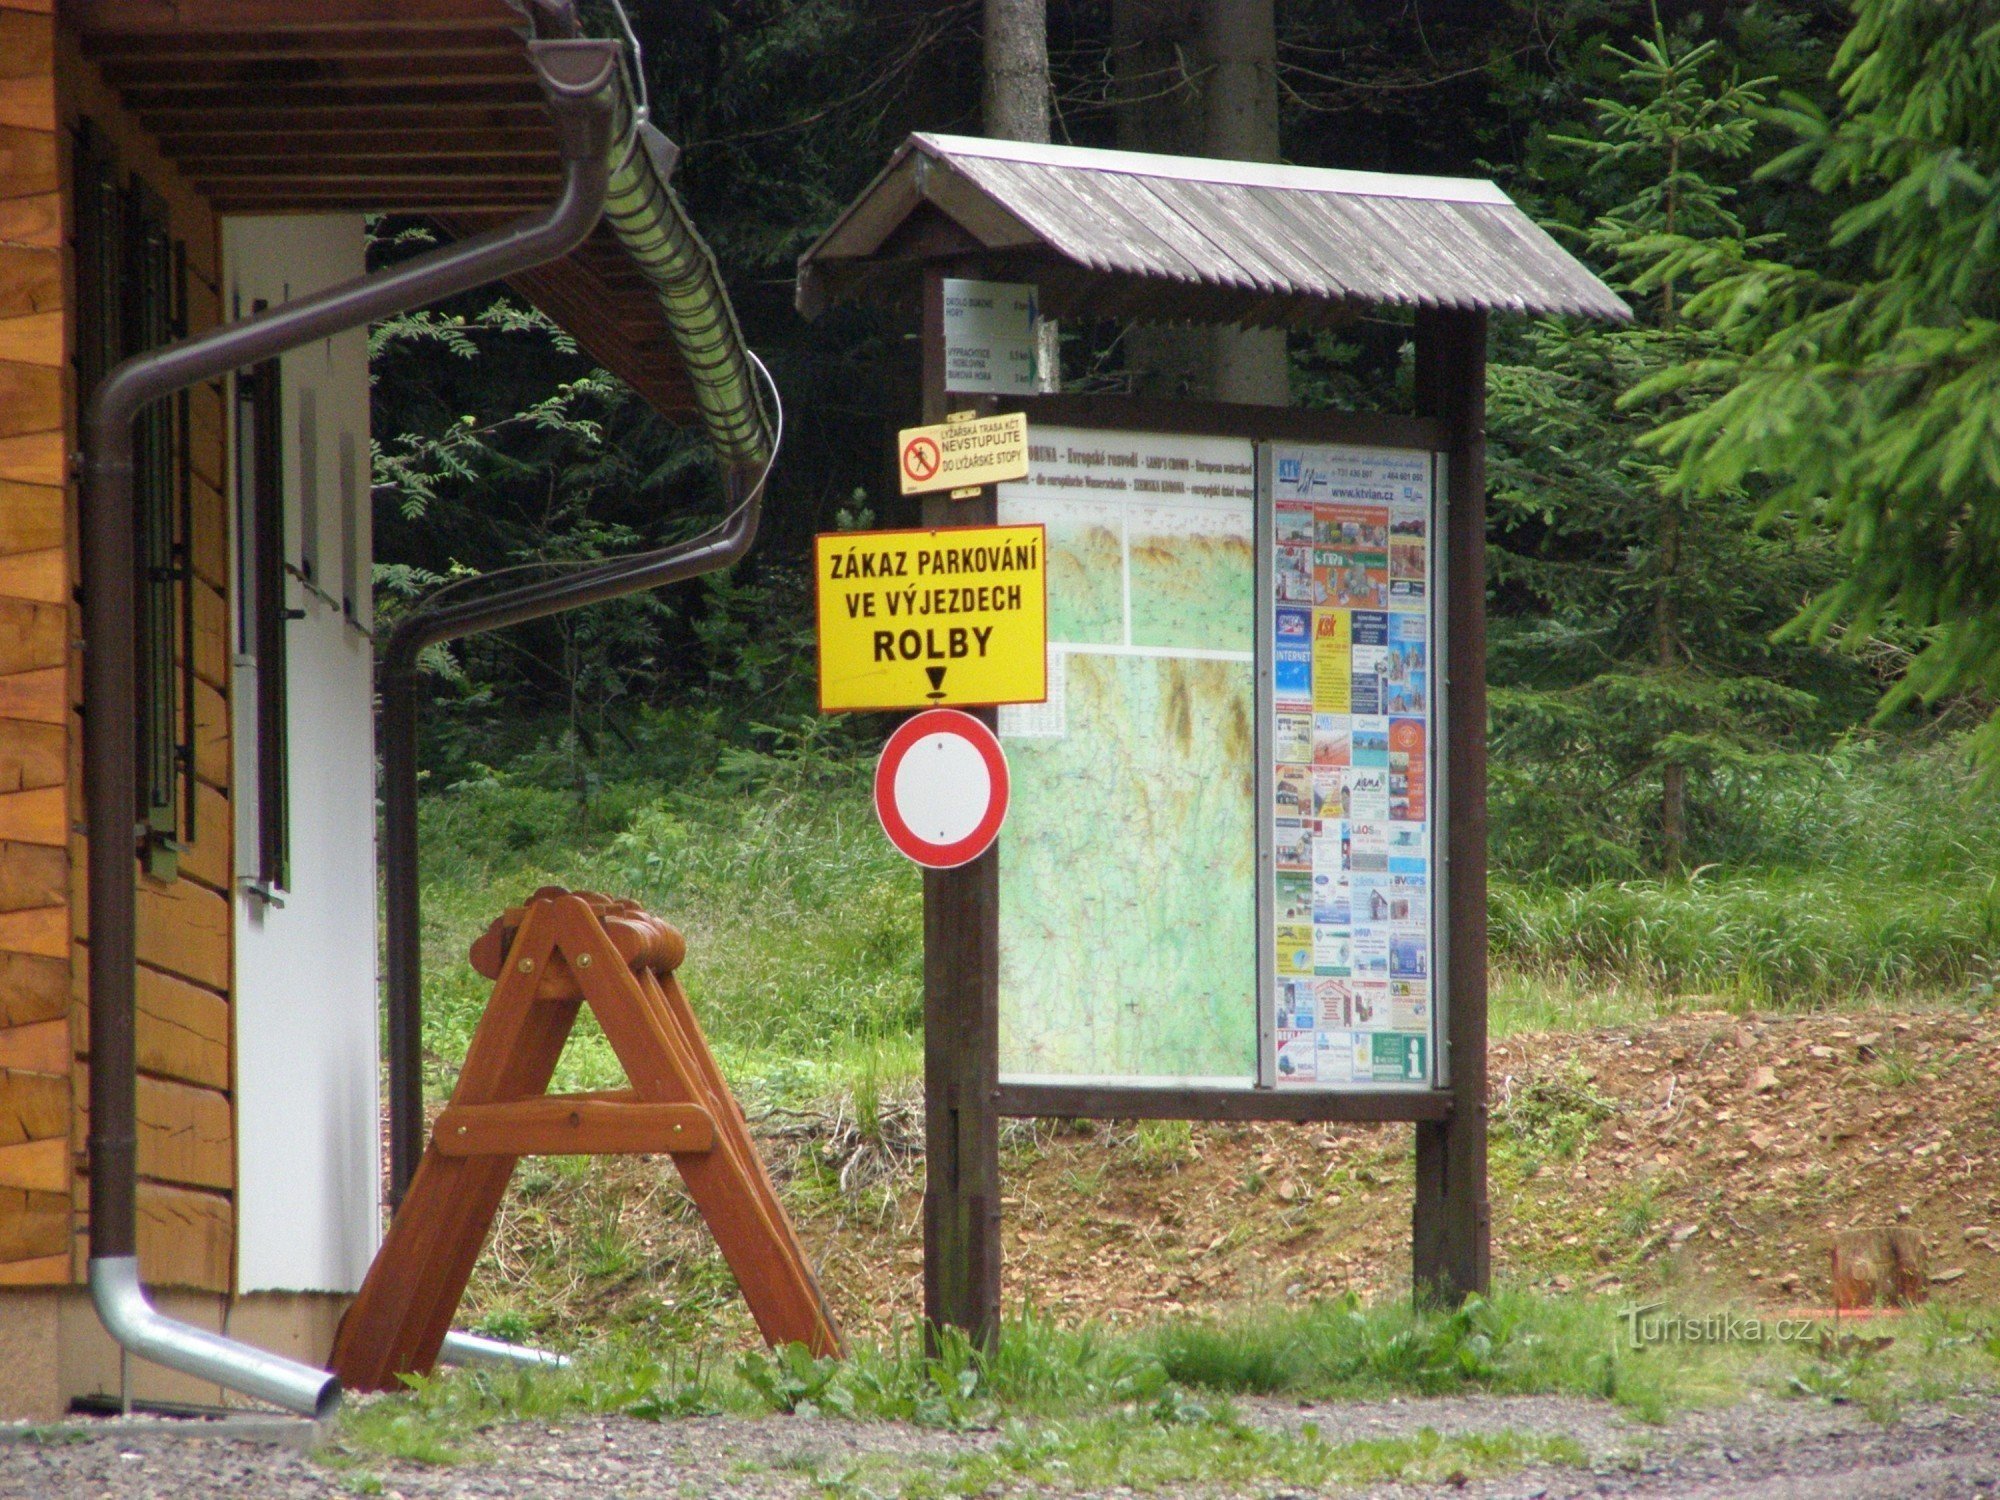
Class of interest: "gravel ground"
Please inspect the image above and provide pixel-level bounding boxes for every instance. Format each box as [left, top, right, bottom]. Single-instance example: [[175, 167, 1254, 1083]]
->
[[0, 1392, 1996, 1498]]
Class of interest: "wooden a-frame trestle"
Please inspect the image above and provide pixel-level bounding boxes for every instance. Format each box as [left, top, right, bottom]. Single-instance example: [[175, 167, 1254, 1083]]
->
[[332, 888, 843, 1391]]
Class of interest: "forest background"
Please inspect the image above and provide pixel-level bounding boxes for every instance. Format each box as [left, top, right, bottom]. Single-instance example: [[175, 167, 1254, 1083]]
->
[[371, 0, 2000, 1097]]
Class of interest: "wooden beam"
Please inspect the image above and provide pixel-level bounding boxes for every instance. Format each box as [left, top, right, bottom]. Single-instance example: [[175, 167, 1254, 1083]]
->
[[124, 81, 544, 110], [138, 102, 548, 132], [101, 52, 530, 89], [1410, 307, 1492, 1306], [997, 1082, 1452, 1123], [917, 265, 1002, 1355], [179, 154, 556, 179], [84, 27, 523, 64], [70, 0, 522, 34], [157, 128, 555, 157], [433, 1095, 714, 1157]]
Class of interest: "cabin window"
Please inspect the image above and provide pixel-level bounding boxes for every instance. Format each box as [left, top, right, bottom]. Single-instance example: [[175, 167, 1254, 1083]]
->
[[73, 125, 195, 881], [235, 344, 290, 895]]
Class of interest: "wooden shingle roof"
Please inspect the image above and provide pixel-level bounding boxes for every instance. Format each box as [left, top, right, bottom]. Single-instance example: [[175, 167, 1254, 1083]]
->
[[798, 133, 1628, 329]]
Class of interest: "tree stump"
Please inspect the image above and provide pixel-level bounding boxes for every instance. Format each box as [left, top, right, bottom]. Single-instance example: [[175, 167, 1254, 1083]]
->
[[1830, 1227, 1928, 1309]]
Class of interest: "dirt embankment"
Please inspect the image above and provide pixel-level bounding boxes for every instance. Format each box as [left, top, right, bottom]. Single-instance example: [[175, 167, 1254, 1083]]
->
[[469, 1009, 2000, 1344]]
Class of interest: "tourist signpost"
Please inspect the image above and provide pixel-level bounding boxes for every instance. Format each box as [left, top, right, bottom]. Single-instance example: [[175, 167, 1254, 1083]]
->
[[799, 133, 1626, 1346]]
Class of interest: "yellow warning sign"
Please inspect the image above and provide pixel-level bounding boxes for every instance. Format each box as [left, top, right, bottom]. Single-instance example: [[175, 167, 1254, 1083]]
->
[[897, 411, 1030, 496], [814, 524, 1047, 712]]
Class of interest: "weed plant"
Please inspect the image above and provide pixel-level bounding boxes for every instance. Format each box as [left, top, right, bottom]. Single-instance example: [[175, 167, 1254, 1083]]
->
[[328, 1294, 2000, 1477]]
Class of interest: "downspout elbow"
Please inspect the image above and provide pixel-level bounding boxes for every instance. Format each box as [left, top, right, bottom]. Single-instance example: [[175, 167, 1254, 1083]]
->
[[90, 1257, 341, 1420]]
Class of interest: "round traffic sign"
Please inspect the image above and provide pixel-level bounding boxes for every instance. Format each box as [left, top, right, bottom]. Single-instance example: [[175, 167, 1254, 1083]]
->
[[901, 434, 941, 484], [873, 709, 1009, 868]]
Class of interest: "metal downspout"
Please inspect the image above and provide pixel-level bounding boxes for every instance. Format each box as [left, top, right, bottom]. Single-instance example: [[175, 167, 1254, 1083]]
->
[[80, 39, 621, 1419], [382, 7, 779, 1206]]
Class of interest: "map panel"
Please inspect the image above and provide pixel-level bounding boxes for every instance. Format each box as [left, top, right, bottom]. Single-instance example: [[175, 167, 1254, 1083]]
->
[[997, 426, 1258, 1083]]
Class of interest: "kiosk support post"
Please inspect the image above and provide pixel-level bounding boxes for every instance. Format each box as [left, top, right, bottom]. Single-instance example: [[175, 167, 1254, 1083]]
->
[[1411, 308, 1492, 1303], [918, 264, 1005, 1350]]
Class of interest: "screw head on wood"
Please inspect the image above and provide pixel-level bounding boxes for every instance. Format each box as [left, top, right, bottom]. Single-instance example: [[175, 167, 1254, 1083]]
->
[[576, 952, 593, 968], [518, 957, 535, 973]]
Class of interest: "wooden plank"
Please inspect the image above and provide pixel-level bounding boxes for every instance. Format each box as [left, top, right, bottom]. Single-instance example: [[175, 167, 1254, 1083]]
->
[[0, 309, 58, 367], [89, 27, 524, 64], [144, 100, 548, 133], [191, 677, 227, 789], [0, 950, 63, 1027], [0, 904, 62, 957], [124, 80, 542, 111], [0, 128, 57, 203], [189, 580, 226, 692], [71, 954, 231, 1092], [433, 1096, 714, 1157], [187, 152, 554, 179], [0, 1252, 64, 1283], [104, 51, 531, 90], [177, 781, 229, 892], [133, 1180, 229, 1291], [185, 382, 225, 496], [0, 359, 58, 438], [159, 126, 554, 157], [0, 1016, 62, 1072], [995, 1083, 1455, 1123], [0, 596, 63, 675], [0, 431, 61, 486], [0, 1065, 64, 1143], [1411, 308, 1491, 1305], [70, 0, 524, 32], [0, 837, 62, 906], [0, 84, 54, 138], [918, 268, 1002, 1353], [0, 546, 61, 602], [72, 1069, 233, 1190], [0, 669, 63, 724], [0, 479, 60, 554], [0, 787, 63, 848], [0, 717, 61, 791], [131, 877, 228, 991], [0, 1186, 65, 1264], [0, 244, 59, 321], [0, 1134, 62, 1190], [334, 901, 573, 1391], [0, 194, 60, 251]]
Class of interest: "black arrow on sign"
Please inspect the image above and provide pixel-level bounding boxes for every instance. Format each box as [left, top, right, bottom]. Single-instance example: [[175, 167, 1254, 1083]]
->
[[925, 666, 947, 700]]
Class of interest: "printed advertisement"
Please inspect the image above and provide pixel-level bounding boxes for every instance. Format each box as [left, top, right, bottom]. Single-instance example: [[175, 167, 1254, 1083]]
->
[[1266, 445, 1438, 1089]]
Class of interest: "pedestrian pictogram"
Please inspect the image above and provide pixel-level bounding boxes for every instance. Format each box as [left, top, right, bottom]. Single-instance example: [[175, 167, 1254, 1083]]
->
[[873, 709, 1010, 868]]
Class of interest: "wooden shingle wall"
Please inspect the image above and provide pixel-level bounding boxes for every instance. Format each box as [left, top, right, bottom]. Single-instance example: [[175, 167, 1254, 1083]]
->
[[0, 3, 236, 1294], [0, 0, 72, 1292]]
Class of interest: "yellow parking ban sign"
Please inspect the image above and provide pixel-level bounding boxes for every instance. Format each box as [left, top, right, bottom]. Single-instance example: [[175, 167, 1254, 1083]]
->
[[815, 525, 1047, 712]]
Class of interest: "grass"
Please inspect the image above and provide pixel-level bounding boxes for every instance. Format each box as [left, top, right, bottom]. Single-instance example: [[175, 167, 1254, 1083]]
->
[[415, 752, 921, 1105], [326, 1292, 2000, 1486], [412, 731, 2000, 1108]]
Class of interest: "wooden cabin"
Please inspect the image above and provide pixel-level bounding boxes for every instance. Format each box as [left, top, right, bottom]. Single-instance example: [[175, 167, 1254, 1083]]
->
[[0, 0, 712, 1417]]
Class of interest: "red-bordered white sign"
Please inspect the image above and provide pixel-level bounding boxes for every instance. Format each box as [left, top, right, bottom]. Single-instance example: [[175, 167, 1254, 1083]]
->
[[873, 709, 1010, 869]]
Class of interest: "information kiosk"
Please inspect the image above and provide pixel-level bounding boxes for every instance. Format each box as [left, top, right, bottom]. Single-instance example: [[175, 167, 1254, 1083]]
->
[[798, 133, 1627, 1342]]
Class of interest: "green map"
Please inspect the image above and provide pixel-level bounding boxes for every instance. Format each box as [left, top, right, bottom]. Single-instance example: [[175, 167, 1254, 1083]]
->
[[997, 427, 1258, 1082]]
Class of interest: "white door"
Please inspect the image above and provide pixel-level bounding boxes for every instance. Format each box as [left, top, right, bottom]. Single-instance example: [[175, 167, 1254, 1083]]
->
[[223, 216, 380, 1295]]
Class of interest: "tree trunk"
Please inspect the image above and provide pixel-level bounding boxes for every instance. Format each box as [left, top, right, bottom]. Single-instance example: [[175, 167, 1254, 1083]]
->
[[1201, 0, 1287, 405], [984, 0, 1050, 143], [1112, 0, 1206, 396], [1656, 498, 1685, 872]]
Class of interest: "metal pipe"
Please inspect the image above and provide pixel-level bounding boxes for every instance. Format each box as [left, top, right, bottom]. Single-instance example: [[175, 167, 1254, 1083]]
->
[[79, 37, 622, 1416], [90, 1258, 341, 1421], [437, 1330, 571, 1371], [383, 442, 773, 1201]]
